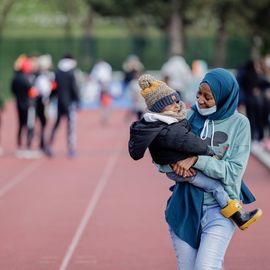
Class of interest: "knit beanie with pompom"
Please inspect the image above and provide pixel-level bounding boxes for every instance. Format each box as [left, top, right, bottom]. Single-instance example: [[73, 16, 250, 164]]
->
[[138, 74, 180, 112]]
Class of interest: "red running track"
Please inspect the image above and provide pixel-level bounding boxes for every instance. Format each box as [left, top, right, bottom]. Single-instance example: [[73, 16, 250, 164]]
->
[[0, 101, 269, 270]]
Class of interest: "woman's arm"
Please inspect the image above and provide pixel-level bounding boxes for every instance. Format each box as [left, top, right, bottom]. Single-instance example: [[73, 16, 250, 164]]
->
[[193, 145, 249, 185], [173, 117, 251, 185], [155, 162, 196, 177], [172, 156, 198, 177]]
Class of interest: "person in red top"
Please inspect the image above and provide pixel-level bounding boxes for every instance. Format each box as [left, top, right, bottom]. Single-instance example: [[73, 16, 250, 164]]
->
[[11, 55, 39, 158]]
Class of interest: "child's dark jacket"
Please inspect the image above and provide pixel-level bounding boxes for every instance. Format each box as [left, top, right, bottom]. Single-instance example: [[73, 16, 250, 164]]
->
[[129, 118, 214, 165]]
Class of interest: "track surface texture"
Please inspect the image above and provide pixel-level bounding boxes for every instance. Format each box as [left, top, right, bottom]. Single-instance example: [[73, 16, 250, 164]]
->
[[0, 102, 269, 270]]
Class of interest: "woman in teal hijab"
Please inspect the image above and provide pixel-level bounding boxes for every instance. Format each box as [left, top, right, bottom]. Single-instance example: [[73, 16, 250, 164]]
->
[[166, 68, 261, 269]]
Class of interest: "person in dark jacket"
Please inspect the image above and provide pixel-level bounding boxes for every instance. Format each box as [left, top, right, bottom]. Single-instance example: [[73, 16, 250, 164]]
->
[[46, 54, 79, 157], [236, 60, 266, 141], [11, 56, 37, 157], [129, 74, 262, 230]]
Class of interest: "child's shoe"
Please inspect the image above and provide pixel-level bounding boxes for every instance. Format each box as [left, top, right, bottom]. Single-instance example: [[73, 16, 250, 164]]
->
[[221, 199, 262, 230]]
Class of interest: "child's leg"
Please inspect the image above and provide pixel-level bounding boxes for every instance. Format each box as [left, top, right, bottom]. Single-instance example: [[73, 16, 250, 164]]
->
[[166, 171, 229, 208], [166, 172, 193, 183], [196, 171, 263, 230], [166, 171, 263, 230]]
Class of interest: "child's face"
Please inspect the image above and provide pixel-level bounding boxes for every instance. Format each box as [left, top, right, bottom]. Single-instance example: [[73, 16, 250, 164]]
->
[[196, 83, 216, 109], [161, 101, 181, 113]]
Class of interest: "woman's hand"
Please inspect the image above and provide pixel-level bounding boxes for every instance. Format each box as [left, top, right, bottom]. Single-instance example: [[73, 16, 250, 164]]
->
[[172, 156, 198, 177], [182, 168, 197, 178]]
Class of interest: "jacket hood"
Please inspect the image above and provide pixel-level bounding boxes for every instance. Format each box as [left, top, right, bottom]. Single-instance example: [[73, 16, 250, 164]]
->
[[58, 58, 77, 72], [128, 120, 164, 160]]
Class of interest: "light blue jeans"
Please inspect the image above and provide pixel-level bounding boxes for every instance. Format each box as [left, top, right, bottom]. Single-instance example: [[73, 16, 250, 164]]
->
[[166, 171, 229, 208], [169, 204, 236, 270]]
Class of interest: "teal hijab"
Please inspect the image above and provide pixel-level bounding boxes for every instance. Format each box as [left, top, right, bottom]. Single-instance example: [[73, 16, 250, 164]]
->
[[165, 68, 255, 249], [190, 68, 239, 136]]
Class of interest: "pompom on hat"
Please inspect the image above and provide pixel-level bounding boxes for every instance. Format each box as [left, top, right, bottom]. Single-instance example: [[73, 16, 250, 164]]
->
[[138, 74, 180, 112]]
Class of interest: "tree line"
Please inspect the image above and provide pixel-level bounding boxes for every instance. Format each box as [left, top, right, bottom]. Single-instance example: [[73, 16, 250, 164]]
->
[[0, 0, 270, 66]]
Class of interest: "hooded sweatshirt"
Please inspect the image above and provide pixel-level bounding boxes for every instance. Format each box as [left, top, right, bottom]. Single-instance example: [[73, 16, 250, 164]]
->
[[55, 58, 79, 113], [163, 68, 255, 248]]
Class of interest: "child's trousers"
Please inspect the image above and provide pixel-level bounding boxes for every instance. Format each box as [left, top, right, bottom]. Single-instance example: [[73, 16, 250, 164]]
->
[[166, 171, 229, 208]]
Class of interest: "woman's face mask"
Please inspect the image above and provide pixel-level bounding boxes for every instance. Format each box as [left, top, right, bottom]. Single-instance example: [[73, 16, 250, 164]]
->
[[195, 101, 217, 115], [196, 83, 216, 115]]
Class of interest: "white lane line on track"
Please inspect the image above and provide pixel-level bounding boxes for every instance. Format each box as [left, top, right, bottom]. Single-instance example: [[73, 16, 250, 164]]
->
[[0, 160, 44, 199], [59, 145, 122, 270]]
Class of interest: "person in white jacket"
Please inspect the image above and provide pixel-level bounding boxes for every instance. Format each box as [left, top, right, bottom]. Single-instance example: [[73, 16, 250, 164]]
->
[[161, 54, 193, 102]]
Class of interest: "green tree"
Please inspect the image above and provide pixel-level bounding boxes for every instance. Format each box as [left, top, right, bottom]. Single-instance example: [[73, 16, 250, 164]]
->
[[200, 0, 270, 66], [244, 0, 270, 55], [49, 0, 86, 39], [0, 0, 16, 38], [85, 0, 149, 57], [85, 0, 201, 56]]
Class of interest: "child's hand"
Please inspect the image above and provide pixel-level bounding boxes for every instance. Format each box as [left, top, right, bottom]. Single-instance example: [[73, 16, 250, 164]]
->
[[182, 168, 196, 178], [172, 156, 198, 177], [188, 168, 197, 177]]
